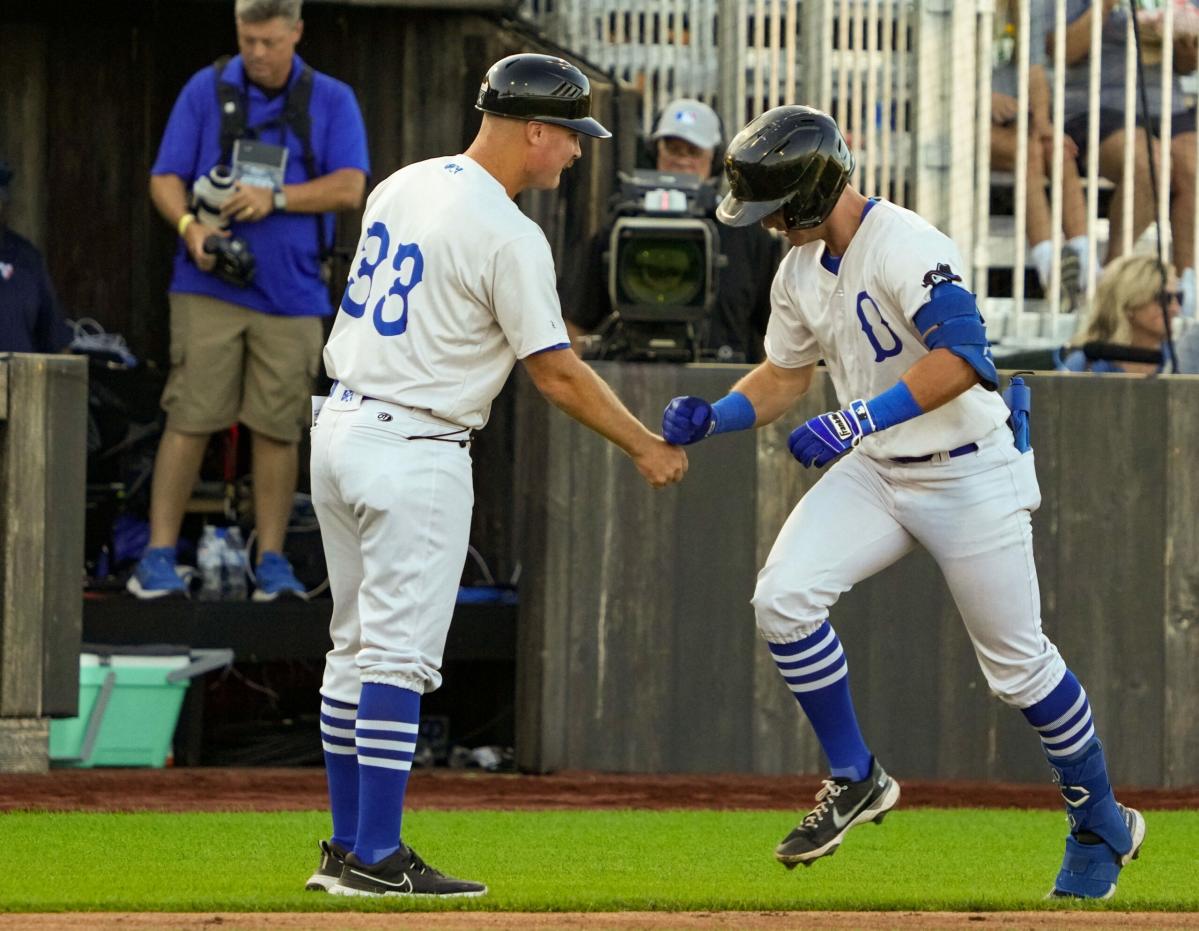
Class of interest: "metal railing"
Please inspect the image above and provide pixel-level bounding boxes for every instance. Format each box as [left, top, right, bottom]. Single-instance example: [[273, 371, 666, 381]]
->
[[520, 0, 1199, 347]]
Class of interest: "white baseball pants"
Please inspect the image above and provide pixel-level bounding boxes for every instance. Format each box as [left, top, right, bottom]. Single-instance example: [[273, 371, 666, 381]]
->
[[310, 394, 473, 703], [753, 426, 1066, 709]]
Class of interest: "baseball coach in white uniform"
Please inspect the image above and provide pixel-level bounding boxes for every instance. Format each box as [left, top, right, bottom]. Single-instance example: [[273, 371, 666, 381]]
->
[[306, 53, 687, 898]]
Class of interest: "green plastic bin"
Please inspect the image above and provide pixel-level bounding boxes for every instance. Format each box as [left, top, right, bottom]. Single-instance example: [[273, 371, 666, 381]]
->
[[49, 647, 233, 767]]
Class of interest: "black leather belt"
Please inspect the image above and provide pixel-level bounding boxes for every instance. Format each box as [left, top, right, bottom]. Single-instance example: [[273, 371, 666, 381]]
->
[[890, 442, 979, 464]]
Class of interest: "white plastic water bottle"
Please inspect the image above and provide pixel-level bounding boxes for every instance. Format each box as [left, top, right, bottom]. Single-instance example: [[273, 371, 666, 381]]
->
[[197, 526, 224, 601], [224, 527, 248, 601]]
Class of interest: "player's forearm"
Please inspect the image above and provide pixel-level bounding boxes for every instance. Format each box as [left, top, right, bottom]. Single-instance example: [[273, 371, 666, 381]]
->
[[535, 359, 658, 457], [282, 168, 366, 214], [731, 360, 815, 426], [900, 349, 980, 412]]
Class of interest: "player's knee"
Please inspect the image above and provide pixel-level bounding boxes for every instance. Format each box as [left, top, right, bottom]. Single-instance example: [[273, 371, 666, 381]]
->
[[983, 651, 1066, 708], [751, 564, 834, 640]]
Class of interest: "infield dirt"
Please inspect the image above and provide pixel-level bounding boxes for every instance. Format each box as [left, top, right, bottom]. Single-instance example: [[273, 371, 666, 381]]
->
[[2, 767, 1197, 812]]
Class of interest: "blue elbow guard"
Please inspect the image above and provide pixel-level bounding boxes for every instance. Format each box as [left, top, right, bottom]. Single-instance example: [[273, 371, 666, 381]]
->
[[913, 283, 998, 390]]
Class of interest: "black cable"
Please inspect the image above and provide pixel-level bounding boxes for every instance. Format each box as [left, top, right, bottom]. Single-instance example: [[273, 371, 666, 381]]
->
[[1129, 1, 1179, 372]]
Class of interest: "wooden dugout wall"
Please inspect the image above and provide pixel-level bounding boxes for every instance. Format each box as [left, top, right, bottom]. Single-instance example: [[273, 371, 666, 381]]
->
[[515, 368, 1199, 788], [0, 355, 87, 773]]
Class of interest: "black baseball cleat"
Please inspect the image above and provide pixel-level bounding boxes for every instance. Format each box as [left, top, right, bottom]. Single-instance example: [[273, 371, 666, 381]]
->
[[776, 758, 900, 868], [305, 839, 349, 892], [330, 845, 488, 897]]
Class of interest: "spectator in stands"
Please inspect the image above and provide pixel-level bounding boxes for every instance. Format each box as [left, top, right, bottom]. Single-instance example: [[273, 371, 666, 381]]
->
[[992, 0, 1090, 306], [1050, 0, 1199, 273], [128, 0, 368, 601], [1056, 253, 1180, 372], [0, 158, 74, 354], [563, 99, 779, 362]]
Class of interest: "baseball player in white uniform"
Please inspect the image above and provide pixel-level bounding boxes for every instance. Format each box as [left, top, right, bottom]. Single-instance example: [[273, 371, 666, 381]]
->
[[662, 106, 1144, 899], [305, 53, 686, 898]]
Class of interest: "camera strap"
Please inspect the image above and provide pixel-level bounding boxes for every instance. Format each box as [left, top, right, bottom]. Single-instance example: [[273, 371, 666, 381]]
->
[[213, 56, 329, 262]]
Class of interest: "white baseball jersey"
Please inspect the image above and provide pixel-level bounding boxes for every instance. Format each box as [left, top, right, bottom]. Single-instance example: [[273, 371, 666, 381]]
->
[[323, 155, 570, 430], [765, 199, 1011, 459]]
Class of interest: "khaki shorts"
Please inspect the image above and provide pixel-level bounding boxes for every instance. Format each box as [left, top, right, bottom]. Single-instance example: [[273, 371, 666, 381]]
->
[[161, 292, 325, 443]]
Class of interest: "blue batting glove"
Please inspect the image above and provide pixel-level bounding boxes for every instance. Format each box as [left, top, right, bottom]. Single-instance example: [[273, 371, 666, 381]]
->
[[788, 401, 875, 468], [662, 395, 714, 445]]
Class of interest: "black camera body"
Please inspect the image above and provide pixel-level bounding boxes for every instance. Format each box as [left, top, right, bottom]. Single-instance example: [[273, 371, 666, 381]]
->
[[591, 170, 725, 363], [191, 165, 257, 287], [203, 234, 257, 287]]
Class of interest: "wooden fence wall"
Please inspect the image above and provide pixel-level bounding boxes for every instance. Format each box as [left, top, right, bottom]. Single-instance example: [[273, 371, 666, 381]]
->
[[515, 367, 1199, 788], [0, 354, 88, 773]]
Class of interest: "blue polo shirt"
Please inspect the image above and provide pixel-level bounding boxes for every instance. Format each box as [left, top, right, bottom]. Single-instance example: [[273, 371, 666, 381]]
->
[[0, 229, 73, 353], [151, 55, 369, 317]]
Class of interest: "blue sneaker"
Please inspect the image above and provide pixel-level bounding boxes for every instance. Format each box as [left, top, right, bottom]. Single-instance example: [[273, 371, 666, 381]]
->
[[253, 551, 309, 602], [1049, 804, 1146, 900], [126, 547, 189, 600]]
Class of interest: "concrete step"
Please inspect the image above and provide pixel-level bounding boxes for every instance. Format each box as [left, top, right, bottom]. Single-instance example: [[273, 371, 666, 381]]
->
[[983, 296, 1080, 344]]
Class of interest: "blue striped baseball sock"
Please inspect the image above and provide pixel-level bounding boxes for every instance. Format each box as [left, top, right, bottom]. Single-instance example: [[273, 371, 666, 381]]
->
[[319, 693, 359, 851], [1023, 670, 1130, 853], [1021, 669, 1096, 761], [768, 620, 873, 782], [354, 682, 421, 865]]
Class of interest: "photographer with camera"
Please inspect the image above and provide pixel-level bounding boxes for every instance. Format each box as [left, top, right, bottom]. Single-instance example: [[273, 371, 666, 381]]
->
[[564, 99, 779, 362], [132, 0, 368, 601]]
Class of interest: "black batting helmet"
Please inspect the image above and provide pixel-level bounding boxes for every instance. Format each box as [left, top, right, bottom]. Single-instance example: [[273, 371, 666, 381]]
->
[[717, 105, 854, 229], [476, 53, 611, 139]]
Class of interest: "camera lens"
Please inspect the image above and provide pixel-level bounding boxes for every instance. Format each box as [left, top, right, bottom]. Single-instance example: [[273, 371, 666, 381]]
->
[[617, 237, 705, 307]]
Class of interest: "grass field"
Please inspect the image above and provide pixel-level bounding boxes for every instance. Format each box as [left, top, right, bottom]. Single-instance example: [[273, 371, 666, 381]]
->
[[2, 809, 1196, 913]]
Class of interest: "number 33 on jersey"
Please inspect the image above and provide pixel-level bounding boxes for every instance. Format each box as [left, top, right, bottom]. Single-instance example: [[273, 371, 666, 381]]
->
[[322, 155, 572, 431], [340, 222, 425, 337]]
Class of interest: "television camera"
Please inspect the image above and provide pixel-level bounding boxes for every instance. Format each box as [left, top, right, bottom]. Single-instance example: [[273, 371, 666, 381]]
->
[[586, 169, 727, 362]]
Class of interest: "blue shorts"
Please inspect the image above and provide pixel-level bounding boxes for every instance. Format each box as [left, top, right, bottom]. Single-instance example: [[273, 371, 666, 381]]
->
[[1064, 108, 1198, 166]]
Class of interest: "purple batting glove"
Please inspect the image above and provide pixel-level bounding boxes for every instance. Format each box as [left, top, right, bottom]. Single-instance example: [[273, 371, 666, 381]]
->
[[788, 407, 868, 468]]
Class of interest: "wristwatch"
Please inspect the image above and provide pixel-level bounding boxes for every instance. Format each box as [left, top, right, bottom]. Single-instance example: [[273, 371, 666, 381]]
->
[[273, 188, 288, 213]]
